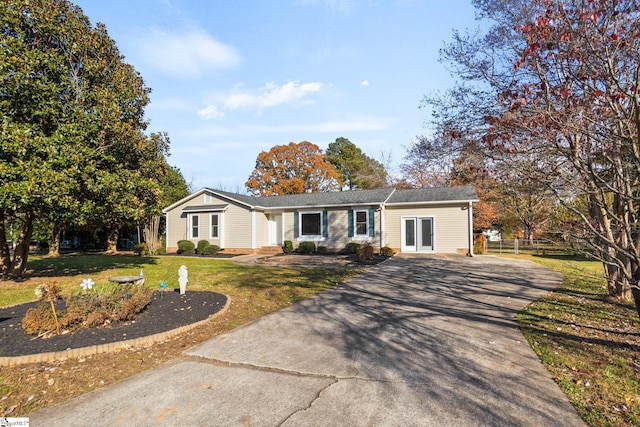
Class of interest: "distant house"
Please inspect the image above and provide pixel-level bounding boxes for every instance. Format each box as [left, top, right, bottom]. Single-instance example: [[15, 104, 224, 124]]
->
[[162, 186, 479, 255]]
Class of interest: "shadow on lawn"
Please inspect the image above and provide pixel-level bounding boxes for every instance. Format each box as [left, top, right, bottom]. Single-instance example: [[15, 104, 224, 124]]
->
[[25, 253, 158, 278]]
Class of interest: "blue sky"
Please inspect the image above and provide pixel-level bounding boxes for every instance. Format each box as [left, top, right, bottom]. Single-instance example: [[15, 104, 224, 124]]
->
[[73, 0, 481, 192]]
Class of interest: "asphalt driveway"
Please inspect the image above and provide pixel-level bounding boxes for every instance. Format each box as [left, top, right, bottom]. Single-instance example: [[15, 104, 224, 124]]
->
[[31, 255, 586, 426]]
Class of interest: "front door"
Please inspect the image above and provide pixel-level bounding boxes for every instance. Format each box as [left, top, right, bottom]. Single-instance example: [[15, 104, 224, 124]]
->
[[401, 217, 434, 252], [269, 214, 283, 246]]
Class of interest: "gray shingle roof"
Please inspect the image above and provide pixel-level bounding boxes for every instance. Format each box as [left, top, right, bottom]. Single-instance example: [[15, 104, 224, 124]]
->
[[254, 188, 395, 208], [386, 186, 478, 204], [203, 186, 477, 209]]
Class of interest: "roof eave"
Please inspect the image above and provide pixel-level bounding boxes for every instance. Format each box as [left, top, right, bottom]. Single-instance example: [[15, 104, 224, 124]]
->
[[385, 198, 479, 207]]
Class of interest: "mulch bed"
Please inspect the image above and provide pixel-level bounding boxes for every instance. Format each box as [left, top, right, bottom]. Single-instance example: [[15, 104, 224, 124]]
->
[[0, 290, 227, 357]]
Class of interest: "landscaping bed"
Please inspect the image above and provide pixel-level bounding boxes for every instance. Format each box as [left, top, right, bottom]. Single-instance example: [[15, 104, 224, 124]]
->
[[0, 290, 227, 358]]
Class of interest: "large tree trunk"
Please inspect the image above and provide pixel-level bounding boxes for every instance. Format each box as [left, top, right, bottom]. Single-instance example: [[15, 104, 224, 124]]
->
[[7, 211, 35, 280], [47, 225, 62, 257], [106, 226, 119, 253], [631, 267, 640, 319], [0, 209, 11, 280], [143, 215, 161, 255]]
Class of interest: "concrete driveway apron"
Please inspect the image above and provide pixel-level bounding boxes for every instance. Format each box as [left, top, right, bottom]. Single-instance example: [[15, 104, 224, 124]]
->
[[31, 255, 586, 426]]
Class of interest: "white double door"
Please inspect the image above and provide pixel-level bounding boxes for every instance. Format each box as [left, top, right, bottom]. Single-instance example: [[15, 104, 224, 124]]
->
[[401, 217, 434, 252]]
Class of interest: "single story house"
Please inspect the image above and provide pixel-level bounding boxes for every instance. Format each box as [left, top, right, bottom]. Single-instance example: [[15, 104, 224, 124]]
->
[[162, 185, 479, 255]]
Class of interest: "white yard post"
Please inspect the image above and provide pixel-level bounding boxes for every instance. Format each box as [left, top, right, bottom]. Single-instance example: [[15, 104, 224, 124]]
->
[[467, 201, 474, 257], [178, 265, 188, 295]]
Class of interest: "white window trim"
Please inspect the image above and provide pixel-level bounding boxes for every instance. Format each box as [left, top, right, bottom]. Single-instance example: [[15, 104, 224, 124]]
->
[[352, 209, 370, 240], [298, 210, 326, 241], [210, 213, 220, 239], [189, 214, 200, 240]]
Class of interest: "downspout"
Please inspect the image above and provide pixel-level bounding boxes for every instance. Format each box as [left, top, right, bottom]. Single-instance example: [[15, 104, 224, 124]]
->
[[467, 201, 474, 257], [379, 204, 385, 249], [251, 209, 256, 251], [165, 211, 170, 252]]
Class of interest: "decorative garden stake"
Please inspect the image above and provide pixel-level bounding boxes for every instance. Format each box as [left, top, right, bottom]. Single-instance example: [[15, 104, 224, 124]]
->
[[178, 265, 188, 295], [159, 281, 167, 298], [80, 278, 94, 292]]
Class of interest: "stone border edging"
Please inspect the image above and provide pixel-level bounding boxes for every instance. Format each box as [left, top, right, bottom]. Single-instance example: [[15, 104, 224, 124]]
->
[[0, 296, 231, 367]]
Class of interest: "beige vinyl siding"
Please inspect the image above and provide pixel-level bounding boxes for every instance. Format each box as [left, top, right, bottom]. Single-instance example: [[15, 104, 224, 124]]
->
[[222, 205, 253, 249], [324, 209, 347, 249], [254, 212, 269, 248], [166, 208, 189, 250], [165, 192, 252, 251], [283, 211, 295, 243], [384, 204, 469, 253]]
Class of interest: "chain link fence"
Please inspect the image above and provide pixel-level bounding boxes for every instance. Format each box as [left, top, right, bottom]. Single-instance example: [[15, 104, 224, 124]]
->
[[484, 238, 579, 256]]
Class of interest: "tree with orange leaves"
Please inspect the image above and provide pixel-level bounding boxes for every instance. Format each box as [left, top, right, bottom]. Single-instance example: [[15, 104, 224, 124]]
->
[[245, 141, 342, 196]]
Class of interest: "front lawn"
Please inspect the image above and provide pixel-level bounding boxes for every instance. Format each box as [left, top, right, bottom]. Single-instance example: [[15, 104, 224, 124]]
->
[[515, 255, 640, 427], [0, 254, 360, 416]]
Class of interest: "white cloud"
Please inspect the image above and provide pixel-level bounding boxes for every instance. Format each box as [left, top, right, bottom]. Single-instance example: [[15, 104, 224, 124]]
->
[[197, 104, 224, 120], [361, 80, 370, 86], [244, 115, 395, 134], [224, 81, 323, 110], [135, 27, 241, 78]]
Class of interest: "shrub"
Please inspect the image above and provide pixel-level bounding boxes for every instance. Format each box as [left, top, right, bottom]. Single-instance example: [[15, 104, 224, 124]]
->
[[357, 242, 375, 262], [345, 242, 361, 254], [154, 235, 167, 255], [380, 246, 395, 257], [201, 244, 221, 255], [283, 240, 294, 253], [197, 239, 210, 254], [474, 234, 487, 255], [297, 241, 316, 254], [133, 242, 147, 255], [177, 240, 195, 254], [317, 246, 328, 254], [23, 283, 152, 335]]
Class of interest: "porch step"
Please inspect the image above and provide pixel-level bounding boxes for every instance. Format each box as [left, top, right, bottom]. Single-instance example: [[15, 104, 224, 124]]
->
[[258, 246, 283, 255]]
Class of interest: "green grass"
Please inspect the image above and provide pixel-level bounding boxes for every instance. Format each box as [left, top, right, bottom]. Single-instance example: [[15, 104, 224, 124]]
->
[[1, 254, 358, 311], [512, 254, 640, 427]]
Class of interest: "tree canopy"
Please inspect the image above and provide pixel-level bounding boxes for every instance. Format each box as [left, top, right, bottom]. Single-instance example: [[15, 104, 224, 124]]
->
[[245, 141, 342, 196], [0, 0, 169, 278], [326, 137, 387, 190]]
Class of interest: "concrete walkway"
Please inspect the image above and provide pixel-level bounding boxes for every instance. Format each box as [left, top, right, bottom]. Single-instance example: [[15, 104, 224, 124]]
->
[[30, 255, 586, 426]]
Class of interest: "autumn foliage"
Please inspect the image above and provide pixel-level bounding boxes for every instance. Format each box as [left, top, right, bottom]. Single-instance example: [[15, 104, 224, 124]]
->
[[245, 141, 342, 196]]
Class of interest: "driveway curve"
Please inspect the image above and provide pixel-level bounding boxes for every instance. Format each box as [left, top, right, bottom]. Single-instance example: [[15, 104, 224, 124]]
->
[[31, 255, 586, 426]]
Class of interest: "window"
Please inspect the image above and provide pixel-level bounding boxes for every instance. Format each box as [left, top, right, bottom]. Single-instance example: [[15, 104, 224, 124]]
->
[[190, 214, 199, 239], [210, 213, 219, 239], [302, 212, 321, 236], [348, 208, 375, 239], [294, 210, 327, 240], [355, 210, 368, 236]]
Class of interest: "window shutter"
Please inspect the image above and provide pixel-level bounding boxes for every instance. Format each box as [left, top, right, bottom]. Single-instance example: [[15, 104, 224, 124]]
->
[[348, 209, 354, 237], [368, 208, 375, 237], [323, 210, 328, 238], [294, 211, 299, 238]]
